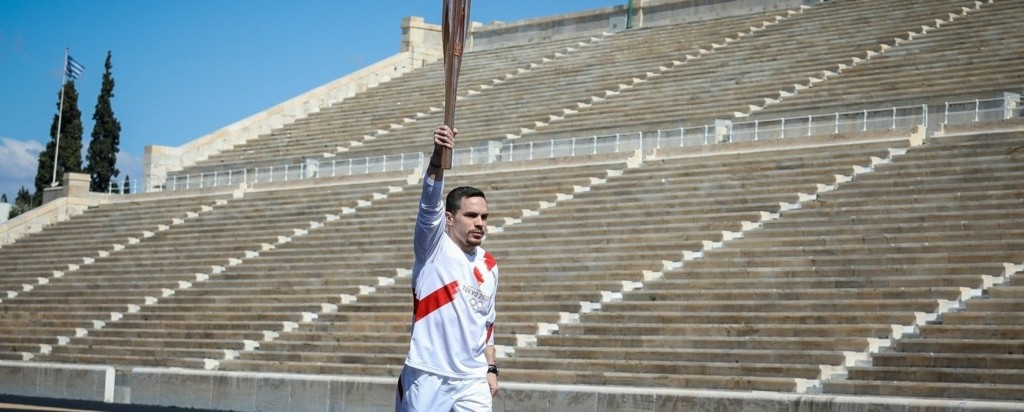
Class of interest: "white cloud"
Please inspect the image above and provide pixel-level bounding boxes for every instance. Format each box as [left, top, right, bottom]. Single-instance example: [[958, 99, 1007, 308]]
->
[[0, 137, 43, 177], [115, 150, 145, 183], [0, 136, 44, 199]]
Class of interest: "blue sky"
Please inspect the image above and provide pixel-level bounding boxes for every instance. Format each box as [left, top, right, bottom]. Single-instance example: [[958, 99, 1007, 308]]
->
[[0, 0, 620, 200]]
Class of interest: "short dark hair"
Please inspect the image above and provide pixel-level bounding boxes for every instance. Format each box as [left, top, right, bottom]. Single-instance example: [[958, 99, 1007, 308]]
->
[[446, 186, 486, 214]]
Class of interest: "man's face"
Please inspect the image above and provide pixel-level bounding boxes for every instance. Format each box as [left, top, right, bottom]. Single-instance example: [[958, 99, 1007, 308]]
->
[[446, 196, 488, 253]]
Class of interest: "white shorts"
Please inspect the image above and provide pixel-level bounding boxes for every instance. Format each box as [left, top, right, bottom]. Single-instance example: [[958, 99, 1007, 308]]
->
[[395, 365, 491, 412]]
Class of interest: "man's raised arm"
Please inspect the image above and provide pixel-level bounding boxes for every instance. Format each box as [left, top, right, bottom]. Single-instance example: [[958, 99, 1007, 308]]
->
[[413, 125, 458, 264]]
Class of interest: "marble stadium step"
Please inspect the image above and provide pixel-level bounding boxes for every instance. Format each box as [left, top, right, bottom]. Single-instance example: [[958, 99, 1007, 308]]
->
[[963, 298, 1024, 312], [151, 283, 365, 298], [37, 353, 208, 370], [491, 224, 731, 241], [81, 328, 265, 342], [329, 300, 591, 315], [497, 249, 698, 265], [812, 181, 1024, 201], [786, 196, 1023, 216], [682, 251, 1023, 269], [362, 290, 604, 307], [392, 270, 641, 285], [502, 357, 823, 380], [535, 335, 874, 352], [232, 346, 407, 364], [870, 352, 1024, 370], [497, 260, 670, 274], [623, 286, 965, 303], [486, 280, 627, 293], [987, 284, 1024, 298], [845, 366, 1024, 386], [262, 331, 409, 345], [3, 278, 204, 296], [516, 209, 766, 225], [645, 275, 987, 291], [64, 336, 252, 351], [702, 240, 1024, 258], [558, 322, 898, 339], [747, 218, 1023, 239], [574, 311, 921, 326], [758, 209, 1024, 231], [45, 343, 228, 360], [823, 380, 1024, 402], [219, 359, 402, 377], [913, 324, 1024, 340], [941, 312, 1024, 326], [104, 320, 289, 333], [128, 311, 307, 323], [842, 169, 1024, 190], [281, 321, 410, 335], [244, 340, 408, 357], [659, 263, 1001, 280], [500, 368, 803, 393], [138, 302, 326, 315], [600, 299, 942, 314], [894, 338, 1024, 355], [317, 310, 560, 325], [733, 228, 1024, 249], [512, 345, 847, 367], [0, 310, 125, 323]]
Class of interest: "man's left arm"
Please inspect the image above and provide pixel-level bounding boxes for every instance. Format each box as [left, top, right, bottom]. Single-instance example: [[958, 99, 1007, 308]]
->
[[485, 345, 498, 396]]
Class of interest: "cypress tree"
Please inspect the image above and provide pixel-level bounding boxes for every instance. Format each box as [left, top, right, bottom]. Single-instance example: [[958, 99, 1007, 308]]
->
[[123, 174, 131, 194], [85, 51, 121, 193], [34, 81, 84, 205], [11, 186, 32, 218]]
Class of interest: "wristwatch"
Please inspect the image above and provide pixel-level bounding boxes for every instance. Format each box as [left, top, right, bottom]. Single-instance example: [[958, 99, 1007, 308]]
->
[[487, 364, 499, 376]]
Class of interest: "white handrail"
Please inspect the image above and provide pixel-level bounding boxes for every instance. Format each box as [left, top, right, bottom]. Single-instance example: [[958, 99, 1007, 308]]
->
[[111, 96, 1020, 194]]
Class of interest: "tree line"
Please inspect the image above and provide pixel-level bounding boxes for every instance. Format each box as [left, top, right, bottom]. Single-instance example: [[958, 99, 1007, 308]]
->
[[4, 51, 123, 220]]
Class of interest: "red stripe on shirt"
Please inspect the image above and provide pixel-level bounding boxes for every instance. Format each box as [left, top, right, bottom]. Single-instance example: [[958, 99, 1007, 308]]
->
[[474, 252, 497, 284], [484, 252, 497, 271], [413, 281, 460, 322], [486, 323, 495, 343]]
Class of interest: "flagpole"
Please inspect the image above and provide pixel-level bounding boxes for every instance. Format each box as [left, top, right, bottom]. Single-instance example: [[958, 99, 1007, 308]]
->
[[51, 48, 69, 187]]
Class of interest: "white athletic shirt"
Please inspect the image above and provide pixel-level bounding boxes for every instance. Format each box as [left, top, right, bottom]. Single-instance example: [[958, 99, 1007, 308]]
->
[[404, 174, 498, 379]]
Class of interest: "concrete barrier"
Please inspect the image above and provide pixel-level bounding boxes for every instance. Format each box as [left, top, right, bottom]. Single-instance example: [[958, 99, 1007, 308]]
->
[[2, 362, 1023, 411], [126, 368, 394, 412], [0, 361, 113, 403]]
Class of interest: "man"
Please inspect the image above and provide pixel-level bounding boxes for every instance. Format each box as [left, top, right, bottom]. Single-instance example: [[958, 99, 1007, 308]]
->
[[396, 125, 500, 411]]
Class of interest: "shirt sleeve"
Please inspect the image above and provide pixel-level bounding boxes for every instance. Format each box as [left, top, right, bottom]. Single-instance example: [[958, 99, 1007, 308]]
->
[[413, 174, 446, 265], [486, 265, 498, 346]]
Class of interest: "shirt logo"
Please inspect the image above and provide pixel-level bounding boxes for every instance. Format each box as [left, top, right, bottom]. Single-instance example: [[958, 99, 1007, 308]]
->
[[461, 284, 490, 311]]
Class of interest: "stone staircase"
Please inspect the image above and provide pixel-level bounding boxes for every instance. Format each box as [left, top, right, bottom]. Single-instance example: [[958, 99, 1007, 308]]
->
[[525, 0, 983, 141], [488, 130, 920, 393], [751, 0, 1024, 118], [819, 129, 1024, 401]]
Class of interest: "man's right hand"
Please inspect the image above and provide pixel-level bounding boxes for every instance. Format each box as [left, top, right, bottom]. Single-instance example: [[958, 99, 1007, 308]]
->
[[428, 125, 457, 179], [434, 125, 457, 152]]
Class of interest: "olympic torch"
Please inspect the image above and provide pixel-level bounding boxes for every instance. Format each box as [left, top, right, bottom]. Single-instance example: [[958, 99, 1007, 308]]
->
[[441, 0, 472, 169]]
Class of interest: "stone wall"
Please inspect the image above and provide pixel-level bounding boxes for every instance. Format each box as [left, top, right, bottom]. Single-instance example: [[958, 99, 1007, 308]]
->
[[0, 173, 105, 248]]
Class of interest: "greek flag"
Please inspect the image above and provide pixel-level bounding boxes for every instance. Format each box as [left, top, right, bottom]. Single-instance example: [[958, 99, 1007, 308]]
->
[[66, 55, 84, 80]]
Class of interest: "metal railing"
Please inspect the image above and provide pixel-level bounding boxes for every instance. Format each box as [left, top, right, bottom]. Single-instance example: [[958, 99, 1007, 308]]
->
[[110, 95, 1021, 195]]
